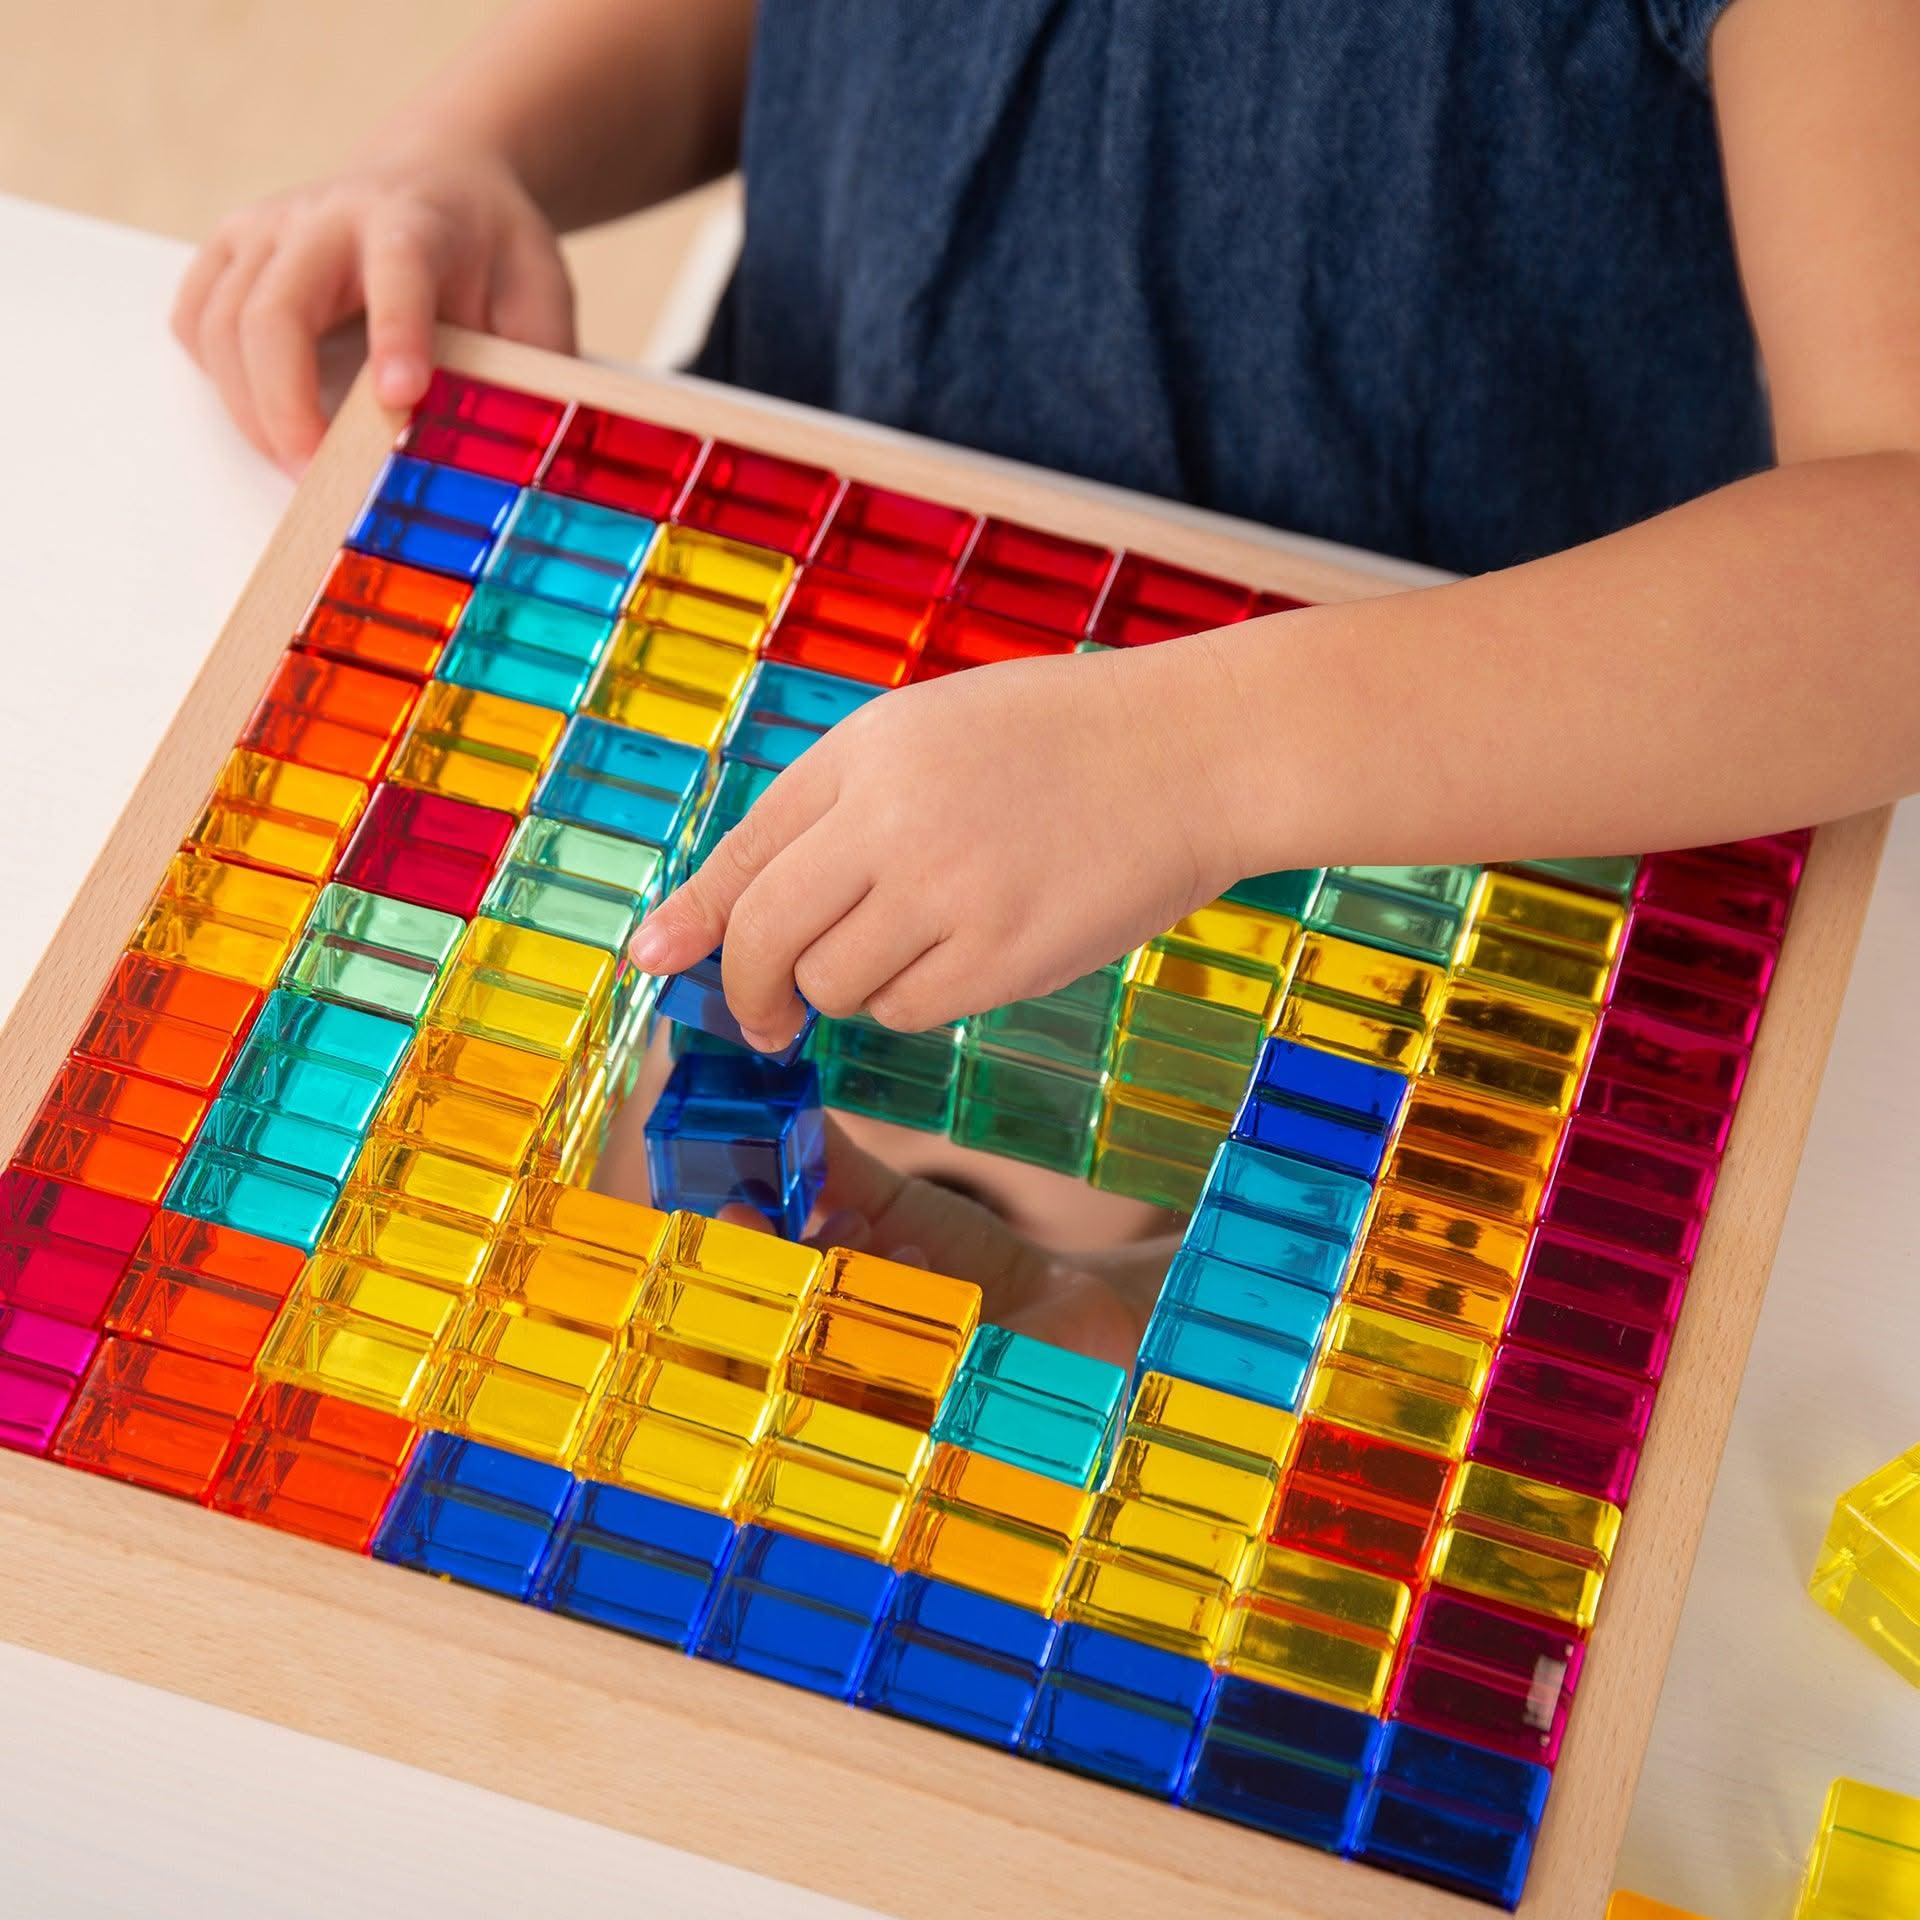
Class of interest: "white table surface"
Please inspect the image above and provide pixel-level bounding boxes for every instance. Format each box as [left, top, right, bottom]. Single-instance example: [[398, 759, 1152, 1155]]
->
[[0, 192, 1913, 1920]]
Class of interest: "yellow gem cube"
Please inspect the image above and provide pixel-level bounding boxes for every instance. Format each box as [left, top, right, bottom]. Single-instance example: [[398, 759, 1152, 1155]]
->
[[742, 1392, 933, 1558], [1218, 1542, 1411, 1714], [387, 681, 565, 813], [582, 1347, 775, 1511], [1796, 1777, 1920, 1918], [1810, 1445, 1920, 1686]]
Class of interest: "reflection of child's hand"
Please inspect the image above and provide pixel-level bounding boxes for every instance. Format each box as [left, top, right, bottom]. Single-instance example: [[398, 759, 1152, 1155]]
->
[[789, 1118, 1171, 1370], [630, 640, 1245, 1052]]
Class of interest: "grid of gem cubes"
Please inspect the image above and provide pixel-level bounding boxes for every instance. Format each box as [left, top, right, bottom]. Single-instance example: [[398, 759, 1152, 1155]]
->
[[0, 368, 1811, 1912]]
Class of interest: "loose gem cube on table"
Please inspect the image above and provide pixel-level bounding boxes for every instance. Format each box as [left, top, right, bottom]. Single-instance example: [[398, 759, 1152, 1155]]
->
[[1810, 1445, 1920, 1686], [1795, 1776, 1920, 1919]]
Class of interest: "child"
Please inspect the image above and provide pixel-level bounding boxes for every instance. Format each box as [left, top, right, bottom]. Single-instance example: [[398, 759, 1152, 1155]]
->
[[173, 0, 1920, 1354]]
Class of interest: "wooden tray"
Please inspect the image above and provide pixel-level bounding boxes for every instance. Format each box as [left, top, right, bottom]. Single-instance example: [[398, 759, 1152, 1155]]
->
[[0, 325, 1889, 1920]]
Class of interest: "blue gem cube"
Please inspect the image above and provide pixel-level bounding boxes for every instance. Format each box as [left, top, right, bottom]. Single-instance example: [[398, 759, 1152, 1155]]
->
[[373, 1433, 577, 1600], [697, 1526, 897, 1700], [346, 454, 520, 581], [533, 714, 709, 851], [533, 1480, 735, 1649], [1023, 1621, 1214, 1798], [1181, 1674, 1387, 1854], [655, 947, 818, 1068], [1352, 1723, 1550, 1908], [857, 1574, 1058, 1749]]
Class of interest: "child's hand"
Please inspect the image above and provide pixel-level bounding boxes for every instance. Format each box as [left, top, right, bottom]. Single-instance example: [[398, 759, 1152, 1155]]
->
[[631, 640, 1246, 1048], [171, 148, 575, 474]]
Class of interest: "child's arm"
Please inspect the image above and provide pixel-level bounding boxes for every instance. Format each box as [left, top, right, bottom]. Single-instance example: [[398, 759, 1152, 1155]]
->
[[172, 0, 753, 471], [633, 0, 1920, 1050]]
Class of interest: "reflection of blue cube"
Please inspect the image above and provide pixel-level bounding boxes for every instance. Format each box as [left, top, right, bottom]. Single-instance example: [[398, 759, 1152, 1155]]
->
[[645, 1049, 826, 1237], [655, 947, 817, 1067]]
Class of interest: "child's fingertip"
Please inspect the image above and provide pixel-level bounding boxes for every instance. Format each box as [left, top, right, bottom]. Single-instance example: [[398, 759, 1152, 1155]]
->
[[374, 352, 427, 408], [628, 923, 670, 973]]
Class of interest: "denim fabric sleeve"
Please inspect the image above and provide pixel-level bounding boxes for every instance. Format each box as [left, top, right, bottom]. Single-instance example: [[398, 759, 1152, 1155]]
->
[[1642, 0, 1745, 86]]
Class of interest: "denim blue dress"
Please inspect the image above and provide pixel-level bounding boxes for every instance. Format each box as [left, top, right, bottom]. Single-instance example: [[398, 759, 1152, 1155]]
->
[[694, 0, 1766, 576]]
